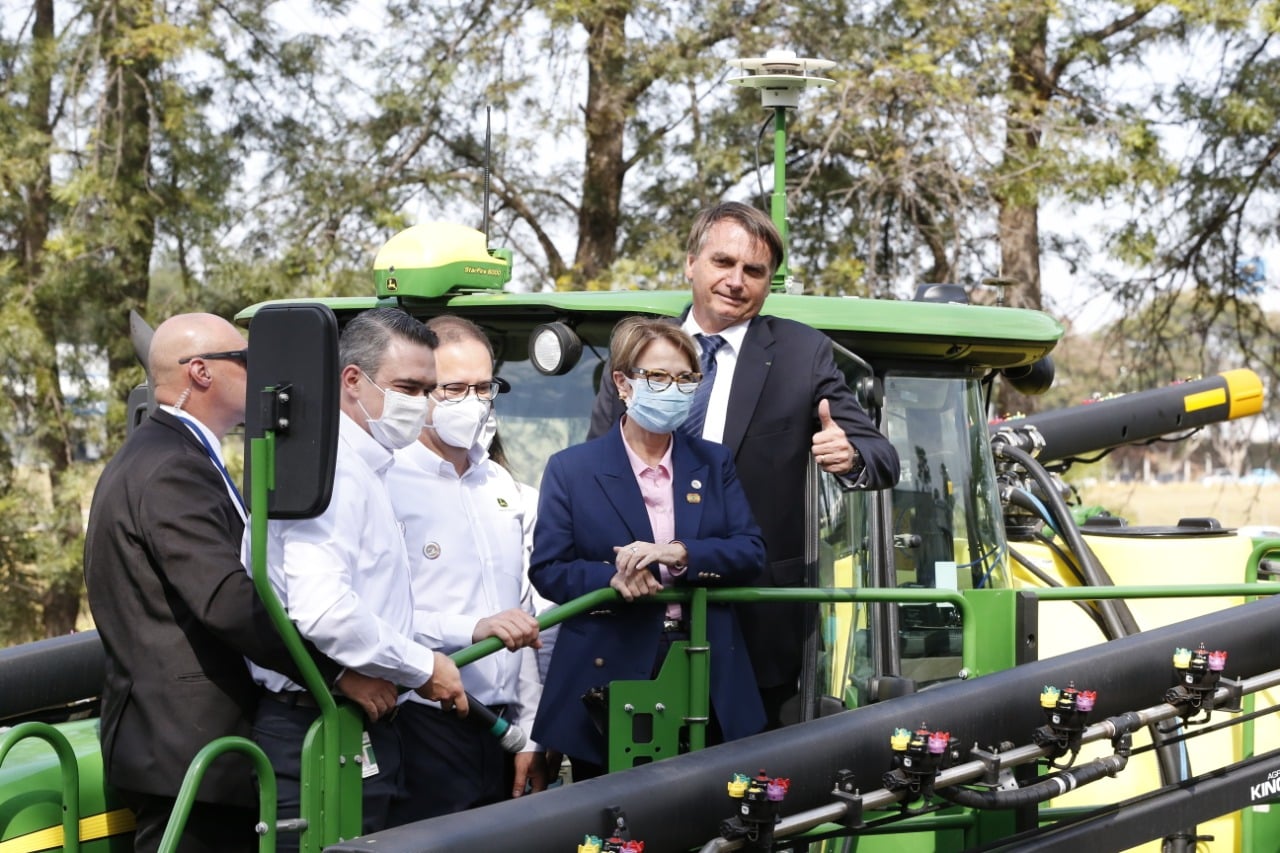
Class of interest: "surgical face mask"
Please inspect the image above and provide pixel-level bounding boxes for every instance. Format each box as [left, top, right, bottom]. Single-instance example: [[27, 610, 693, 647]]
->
[[358, 372, 430, 451], [624, 378, 694, 434], [478, 409, 498, 451], [428, 395, 492, 449]]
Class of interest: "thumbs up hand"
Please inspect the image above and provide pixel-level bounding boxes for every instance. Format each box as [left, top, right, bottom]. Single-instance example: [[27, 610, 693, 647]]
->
[[812, 398, 858, 474]]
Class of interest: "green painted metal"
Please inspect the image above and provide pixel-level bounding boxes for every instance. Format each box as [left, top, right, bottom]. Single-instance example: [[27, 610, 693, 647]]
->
[[158, 737, 276, 853], [601, 589, 714, 771], [604, 642, 697, 772], [771, 105, 789, 288], [457, 586, 979, 676], [0, 722, 81, 852], [248, 433, 364, 851], [235, 290, 1063, 369], [1031, 583, 1280, 601], [374, 259, 510, 298], [297, 704, 365, 853], [0, 718, 129, 852], [1240, 538, 1280, 851], [687, 588, 710, 754], [832, 810, 975, 852], [963, 589, 1021, 680]]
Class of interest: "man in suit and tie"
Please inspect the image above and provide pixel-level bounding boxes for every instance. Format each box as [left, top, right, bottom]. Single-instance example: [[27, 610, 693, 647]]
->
[[84, 312, 396, 852], [589, 202, 900, 726]]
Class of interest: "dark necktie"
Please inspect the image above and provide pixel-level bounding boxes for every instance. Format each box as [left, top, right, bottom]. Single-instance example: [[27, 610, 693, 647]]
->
[[682, 334, 726, 439]]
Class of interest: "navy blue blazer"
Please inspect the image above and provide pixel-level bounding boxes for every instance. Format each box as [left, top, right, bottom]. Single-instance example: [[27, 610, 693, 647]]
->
[[590, 312, 900, 688], [530, 422, 767, 766]]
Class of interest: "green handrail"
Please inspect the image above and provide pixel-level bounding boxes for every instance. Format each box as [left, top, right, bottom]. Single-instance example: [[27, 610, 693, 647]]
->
[[687, 587, 710, 752], [248, 432, 350, 851], [158, 737, 277, 853], [1031, 583, 1280, 601], [0, 722, 81, 853], [454, 586, 976, 672], [452, 580, 1280, 693]]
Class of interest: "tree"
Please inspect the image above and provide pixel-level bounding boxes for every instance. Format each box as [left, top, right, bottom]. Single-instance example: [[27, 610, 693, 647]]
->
[[0, 0, 305, 640]]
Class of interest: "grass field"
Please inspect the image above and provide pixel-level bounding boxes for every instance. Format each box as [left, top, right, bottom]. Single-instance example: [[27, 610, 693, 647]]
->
[[1075, 480, 1280, 531]]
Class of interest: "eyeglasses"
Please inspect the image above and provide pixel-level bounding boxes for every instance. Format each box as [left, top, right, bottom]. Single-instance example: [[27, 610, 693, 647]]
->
[[629, 367, 701, 393], [433, 377, 511, 403], [178, 349, 248, 365]]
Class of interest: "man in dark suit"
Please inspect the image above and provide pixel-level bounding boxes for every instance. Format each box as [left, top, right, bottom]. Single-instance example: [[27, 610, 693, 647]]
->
[[84, 313, 397, 853], [589, 202, 900, 726]]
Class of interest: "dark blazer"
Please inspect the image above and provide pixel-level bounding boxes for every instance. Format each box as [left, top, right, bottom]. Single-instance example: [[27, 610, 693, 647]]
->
[[529, 423, 767, 766], [590, 313, 900, 688], [84, 409, 336, 804]]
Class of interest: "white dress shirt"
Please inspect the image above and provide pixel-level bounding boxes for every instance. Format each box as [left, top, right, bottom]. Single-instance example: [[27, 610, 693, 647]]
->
[[248, 412, 435, 694], [388, 440, 543, 747], [681, 316, 751, 444]]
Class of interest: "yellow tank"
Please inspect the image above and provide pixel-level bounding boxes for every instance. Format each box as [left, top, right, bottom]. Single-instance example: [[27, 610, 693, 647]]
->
[[1013, 520, 1278, 852]]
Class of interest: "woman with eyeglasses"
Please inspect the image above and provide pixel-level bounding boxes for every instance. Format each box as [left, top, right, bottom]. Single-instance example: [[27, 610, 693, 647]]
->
[[529, 316, 766, 781]]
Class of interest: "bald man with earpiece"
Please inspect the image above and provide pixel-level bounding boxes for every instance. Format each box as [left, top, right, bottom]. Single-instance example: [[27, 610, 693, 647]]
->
[[85, 312, 396, 853]]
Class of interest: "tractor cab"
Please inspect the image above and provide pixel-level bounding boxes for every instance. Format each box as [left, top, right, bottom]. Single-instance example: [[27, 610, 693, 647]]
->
[[235, 220, 1063, 721]]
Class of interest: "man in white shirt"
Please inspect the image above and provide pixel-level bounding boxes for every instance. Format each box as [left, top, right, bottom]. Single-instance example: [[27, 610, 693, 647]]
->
[[386, 314, 547, 821], [249, 307, 468, 849]]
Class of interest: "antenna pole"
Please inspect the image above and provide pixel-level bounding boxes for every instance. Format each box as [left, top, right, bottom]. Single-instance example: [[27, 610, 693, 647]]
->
[[771, 105, 790, 288], [483, 106, 492, 248], [726, 49, 834, 293]]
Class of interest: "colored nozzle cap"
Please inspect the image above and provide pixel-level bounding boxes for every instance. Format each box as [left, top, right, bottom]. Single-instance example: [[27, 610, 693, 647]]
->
[[891, 727, 911, 750], [1173, 647, 1192, 669], [727, 774, 750, 798], [1076, 690, 1097, 712], [766, 778, 791, 801], [579, 835, 602, 853], [1208, 650, 1228, 672], [1040, 685, 1061, 708], [928, 732, 950, 755]]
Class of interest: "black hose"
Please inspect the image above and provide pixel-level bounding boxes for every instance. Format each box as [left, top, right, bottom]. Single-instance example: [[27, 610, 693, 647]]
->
[[993, 444, 1140, 637], [1009, 545, 1108, 636], [935, 753, 1128, 809], [993, 442, 1195, 852]]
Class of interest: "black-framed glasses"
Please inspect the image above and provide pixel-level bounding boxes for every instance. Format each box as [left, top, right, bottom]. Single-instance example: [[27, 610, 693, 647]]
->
[[630, 367, 701, 393], [433, 376, 511, 403], [178, 349, 248, 365]]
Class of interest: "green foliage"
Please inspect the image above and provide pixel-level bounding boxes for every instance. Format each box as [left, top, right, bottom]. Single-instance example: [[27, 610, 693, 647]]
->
[[0, 482, 45, 644], [2, 0, 1280, 637]]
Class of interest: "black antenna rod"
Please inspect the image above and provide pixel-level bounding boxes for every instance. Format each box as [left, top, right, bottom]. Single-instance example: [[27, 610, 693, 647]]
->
[[483, 105, 492, 249]]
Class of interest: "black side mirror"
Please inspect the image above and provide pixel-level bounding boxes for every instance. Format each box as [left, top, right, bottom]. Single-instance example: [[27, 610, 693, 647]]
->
[[243, 304, 340, 519]]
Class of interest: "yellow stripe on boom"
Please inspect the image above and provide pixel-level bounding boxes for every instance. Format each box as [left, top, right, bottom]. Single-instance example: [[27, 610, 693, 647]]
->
[[0, 808, 135, 853], [1183, 387, 1226, 413]]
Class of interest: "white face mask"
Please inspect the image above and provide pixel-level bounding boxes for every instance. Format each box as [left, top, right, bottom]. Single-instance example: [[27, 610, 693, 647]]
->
[[478, 410, 498, 451], [427, 395, 492, 449], [358, 371, 430, 451]]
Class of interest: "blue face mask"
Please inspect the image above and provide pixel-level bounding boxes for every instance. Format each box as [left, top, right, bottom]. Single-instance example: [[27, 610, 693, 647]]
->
[[625, 378, 694, 434]]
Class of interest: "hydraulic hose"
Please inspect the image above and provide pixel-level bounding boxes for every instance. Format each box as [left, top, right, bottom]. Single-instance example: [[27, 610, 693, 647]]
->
[[993, 443, 1139, 638], [935, 753, 1129, 809], [992, 441, 1195, 852], [1008, 543, 1108, 635]]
